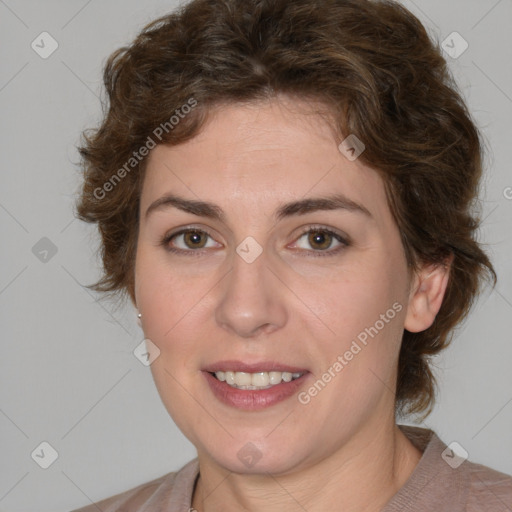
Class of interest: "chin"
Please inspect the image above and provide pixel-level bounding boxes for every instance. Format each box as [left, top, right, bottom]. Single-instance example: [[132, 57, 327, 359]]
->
[[197, 434, 314, 476]]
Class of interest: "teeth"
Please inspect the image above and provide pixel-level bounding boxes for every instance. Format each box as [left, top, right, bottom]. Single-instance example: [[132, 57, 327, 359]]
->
[[213, 370, 303, 389], [269, 371, 282, 385], [235, 372, 252, 386]]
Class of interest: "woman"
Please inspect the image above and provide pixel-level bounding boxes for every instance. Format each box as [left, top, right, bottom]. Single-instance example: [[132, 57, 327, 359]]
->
[[71, 0, 512, 510]]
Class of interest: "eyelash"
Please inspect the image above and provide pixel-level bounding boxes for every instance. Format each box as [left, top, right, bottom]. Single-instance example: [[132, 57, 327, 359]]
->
[[160, 224, 350, 258]]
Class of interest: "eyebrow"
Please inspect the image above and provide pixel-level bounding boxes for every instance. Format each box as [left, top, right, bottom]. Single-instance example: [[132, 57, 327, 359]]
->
[[144, 192, 372, 222]]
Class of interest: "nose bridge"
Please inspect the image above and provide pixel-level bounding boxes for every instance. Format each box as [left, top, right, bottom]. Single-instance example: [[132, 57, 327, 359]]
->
[[214, 239, 288, 338]]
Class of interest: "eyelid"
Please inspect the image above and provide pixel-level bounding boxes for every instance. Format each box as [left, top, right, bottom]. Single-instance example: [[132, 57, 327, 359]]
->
[[293, 224, 350, 245]]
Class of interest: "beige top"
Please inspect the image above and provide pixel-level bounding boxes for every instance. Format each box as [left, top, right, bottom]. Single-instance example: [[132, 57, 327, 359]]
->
[[70, 426, 512, 511]]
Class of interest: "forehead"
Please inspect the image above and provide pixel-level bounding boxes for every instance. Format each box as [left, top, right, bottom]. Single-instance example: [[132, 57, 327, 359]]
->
[[141, 97, 390, 226]]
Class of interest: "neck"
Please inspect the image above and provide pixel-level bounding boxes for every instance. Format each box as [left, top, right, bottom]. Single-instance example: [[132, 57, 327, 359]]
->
[[191, 417, 422, 512]]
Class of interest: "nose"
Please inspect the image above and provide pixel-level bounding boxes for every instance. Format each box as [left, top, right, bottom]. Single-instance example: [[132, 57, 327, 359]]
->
[[214, 246, 288, 339]]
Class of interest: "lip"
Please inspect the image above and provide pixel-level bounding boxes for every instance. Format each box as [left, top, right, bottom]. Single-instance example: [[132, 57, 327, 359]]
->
[[202, 360, 309, 374], [203, 367, 310, 411]]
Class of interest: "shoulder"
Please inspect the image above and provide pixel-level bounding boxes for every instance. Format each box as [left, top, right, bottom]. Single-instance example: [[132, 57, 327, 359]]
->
[[463, 460, 512, 511], [69, 459, 199, 512], [396, 425, 512, 512], [69, 473, 176, 512]]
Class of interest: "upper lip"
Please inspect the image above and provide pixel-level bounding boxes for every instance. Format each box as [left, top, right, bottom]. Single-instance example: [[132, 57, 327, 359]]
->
[[202, 360, 309, 373]]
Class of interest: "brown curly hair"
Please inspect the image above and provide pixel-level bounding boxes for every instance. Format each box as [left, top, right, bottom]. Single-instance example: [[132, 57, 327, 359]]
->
[[75, 0, 496, 416]]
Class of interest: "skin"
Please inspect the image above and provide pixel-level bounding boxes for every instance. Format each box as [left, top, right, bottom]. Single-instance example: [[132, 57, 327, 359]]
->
[[133, 95, 451, 512]]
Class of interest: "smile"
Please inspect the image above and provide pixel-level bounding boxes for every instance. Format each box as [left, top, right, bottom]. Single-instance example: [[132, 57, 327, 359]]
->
[[213, 370, 304, 390]]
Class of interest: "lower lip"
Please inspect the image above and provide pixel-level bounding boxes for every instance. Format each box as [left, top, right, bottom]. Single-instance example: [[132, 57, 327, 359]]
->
[[203, 371, 309, 410]]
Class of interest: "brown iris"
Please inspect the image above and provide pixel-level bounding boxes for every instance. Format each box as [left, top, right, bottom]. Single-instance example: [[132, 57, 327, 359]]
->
[[183, 230, 207, 249], [307, 230, 333, 250]]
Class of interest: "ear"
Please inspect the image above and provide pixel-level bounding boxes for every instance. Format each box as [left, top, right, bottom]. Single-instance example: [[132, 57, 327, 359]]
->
[[404, 254, 454, 333]]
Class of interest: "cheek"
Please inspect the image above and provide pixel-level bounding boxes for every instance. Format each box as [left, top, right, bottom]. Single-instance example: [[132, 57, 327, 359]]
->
[[303, 252, 408, 403], [303, 284, 406, 424], [147, 356, 202, 444], [309, 258, 406, 345], [135, 247, 202, 338], [134, 250, 212, 401]]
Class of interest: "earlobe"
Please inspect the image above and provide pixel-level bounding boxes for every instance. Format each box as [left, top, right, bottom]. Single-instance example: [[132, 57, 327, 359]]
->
[[404, 254, 453, 333]]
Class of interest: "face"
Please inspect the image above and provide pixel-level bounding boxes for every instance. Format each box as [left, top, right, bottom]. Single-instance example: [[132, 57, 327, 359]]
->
[[134, 96, 416, 475]]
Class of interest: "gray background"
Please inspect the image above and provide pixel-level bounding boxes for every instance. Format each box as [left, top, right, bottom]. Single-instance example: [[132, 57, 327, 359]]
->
[[0, 1, 511, 511]]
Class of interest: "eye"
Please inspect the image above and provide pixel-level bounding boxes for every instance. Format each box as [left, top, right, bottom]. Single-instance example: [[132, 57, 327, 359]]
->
[[161, 228, 220, 254], [291, 226, 349, 257], [160, 225, 350, 257]]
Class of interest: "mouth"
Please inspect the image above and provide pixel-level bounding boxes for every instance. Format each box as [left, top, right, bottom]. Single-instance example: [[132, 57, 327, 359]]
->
[[202, 361, 310, 410]]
